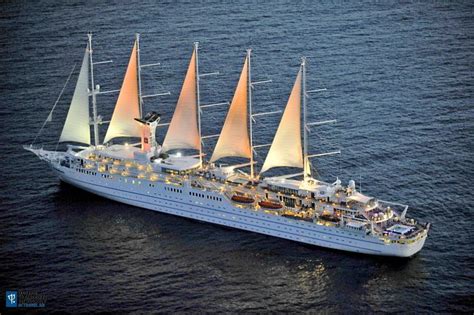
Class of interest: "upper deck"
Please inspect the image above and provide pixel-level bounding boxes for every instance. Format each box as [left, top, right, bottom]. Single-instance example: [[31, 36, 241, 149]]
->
[[62, 144, 427, 244]]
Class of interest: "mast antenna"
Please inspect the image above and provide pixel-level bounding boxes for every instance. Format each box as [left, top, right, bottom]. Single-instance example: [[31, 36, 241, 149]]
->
[[88, 33, 100, 146], [247, 48, 255, 180], [195, 42, 203, 168], [136, 33, 143, 118], [302, 56, 310, 181]]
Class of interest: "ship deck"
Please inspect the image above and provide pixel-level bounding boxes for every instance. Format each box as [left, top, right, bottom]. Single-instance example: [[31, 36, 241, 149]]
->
[[61, 146, 427, 245]]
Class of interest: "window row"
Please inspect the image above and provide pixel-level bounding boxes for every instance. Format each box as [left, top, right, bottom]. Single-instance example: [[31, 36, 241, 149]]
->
[[189, 191, 222, 202], [165, 186, 182, 194], [76, 168, 97, 176]]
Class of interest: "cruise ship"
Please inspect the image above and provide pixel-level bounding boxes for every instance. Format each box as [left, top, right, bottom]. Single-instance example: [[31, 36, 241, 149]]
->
[[25, 34, 430, 257]]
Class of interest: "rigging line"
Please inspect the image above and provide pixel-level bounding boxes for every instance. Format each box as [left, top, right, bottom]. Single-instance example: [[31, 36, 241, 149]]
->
[[55, 133, 60, 151], [32, 63, 77, 147]]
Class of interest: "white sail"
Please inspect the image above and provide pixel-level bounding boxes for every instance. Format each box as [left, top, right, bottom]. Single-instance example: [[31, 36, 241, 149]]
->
[[59, 45, 91, 144], [162, 49, 200, 152], [260, 68, 303, 174], [103, 41, 141, 143], [210, 56, 251, 162]]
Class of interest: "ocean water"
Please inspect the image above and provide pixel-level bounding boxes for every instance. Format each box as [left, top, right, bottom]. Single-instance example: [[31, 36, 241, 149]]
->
[[1, 1, 473, 313]]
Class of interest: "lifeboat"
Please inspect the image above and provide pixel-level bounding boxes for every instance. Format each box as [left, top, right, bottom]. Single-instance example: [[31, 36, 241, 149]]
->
[[231, 194, 255, 204], [258, 200, 283, 209]]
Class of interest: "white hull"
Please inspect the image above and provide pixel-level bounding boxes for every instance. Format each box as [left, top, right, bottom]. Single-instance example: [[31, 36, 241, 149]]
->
[[52, 164, 426, 257]]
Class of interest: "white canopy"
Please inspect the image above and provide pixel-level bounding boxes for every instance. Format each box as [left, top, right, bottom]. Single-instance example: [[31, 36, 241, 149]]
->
[[347, 192, 373, 204]]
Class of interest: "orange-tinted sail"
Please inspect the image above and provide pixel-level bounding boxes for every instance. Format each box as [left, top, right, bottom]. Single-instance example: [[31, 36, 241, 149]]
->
[[260, 68, 303, 174], [210, 56, 251, 162], [162, 49, 200, 152], [104, 41, 141, 143]]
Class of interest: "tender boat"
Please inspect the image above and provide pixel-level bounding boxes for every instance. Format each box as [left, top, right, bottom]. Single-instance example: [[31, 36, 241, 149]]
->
[[231, 194, 255, 204], [258, 199, 283, 209]]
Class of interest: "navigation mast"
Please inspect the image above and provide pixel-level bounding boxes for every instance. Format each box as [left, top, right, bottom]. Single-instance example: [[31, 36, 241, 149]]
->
[[136, 33, 143, 118], [247, 49, 255, 180], [88, 33, 100, 146], [302, 57, 309, 181], [195, 42, 203, 168]]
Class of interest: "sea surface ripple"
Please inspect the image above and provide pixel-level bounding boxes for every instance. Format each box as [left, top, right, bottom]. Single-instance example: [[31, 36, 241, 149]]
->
[[0, 1, 473, 313]]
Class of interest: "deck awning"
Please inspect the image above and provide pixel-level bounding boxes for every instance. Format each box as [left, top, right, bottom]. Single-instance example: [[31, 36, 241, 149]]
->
[[346, 221, 367, 229], [386, 224, 414, 235], [347, 193, 373, 204]]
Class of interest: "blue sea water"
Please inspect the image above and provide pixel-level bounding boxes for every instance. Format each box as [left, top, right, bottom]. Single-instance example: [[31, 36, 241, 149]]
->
[[0, 1, 473, 313]]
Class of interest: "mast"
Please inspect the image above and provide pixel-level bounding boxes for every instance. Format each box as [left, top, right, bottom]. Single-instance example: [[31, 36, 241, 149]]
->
[[302, 56, 309, 181], [247, 49, 254, 180], [88, 33, 100, 146], [136, 33, 143, 118], [195, 42, 203, 168]]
